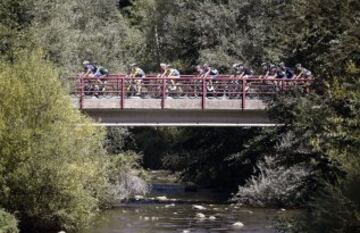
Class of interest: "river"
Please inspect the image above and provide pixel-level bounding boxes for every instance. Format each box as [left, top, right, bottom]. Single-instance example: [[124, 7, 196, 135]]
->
[[85, 171, 293, 233]]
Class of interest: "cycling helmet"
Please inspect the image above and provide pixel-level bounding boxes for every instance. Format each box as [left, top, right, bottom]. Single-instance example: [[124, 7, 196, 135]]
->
[[83, 60, 90, 66], [160, 63, 168, 68]]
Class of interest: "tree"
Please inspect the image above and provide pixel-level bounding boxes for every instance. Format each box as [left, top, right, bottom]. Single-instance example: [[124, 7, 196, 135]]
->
[[0, 51, 110, 233]]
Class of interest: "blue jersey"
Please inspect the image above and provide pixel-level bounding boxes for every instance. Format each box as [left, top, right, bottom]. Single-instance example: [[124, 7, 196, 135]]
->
[[85, 64, 97, 74]]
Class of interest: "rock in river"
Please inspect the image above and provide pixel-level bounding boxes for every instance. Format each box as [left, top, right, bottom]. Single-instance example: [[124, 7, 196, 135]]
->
[[233, 222, 245, 228], [156, 196, 168, 201], [192, 205, 206, 210]]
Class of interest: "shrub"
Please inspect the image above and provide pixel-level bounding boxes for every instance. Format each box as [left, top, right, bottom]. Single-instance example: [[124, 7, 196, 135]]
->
[[233, 156, 310, 208], [0, 51, 110, 233], [0, 209, 19, 233], [106, 152, 149, 202]]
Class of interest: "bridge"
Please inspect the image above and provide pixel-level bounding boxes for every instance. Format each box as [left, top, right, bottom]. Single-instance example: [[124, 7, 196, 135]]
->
[[71, 75, 310, 127]]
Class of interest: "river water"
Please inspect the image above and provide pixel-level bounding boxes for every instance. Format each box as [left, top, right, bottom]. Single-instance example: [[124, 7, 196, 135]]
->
[[85, 171, 292, 233]]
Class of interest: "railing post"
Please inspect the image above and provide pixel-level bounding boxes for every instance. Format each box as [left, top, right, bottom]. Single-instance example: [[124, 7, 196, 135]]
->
[[202, 76, 206, 110], [80, 76, 84, 110], [121, 76, 125, 110], [117, 77, 120, 96], [161, 77, 166, 109], [242, 78, 246, 110]]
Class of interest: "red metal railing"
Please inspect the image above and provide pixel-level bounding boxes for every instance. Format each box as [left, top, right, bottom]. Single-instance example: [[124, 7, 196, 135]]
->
[[70, 75, 312, 110]]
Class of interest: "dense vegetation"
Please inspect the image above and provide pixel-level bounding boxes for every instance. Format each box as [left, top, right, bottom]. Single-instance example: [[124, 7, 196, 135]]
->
[[0, 0, 359, 233], [0, 209, 19, 233], [0, 52, 147, 233]]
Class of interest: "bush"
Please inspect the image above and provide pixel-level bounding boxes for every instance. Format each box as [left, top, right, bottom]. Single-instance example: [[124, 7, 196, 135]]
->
[[0, 51, 111, 233], [106, 152, 149, 202], [0, 209, 19, 233], [233, 156, 310, 208]]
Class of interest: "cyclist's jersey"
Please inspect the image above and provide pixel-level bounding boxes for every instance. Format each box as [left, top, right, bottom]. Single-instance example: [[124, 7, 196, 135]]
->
[[269, 67, 278, 76], [233, 68, 243, 75], [282, 67, 295, 79], [234, 67, 253, 76], [84, 64, 97, 74], [94, 66, 109, 77], [204, 68, 219, 77], [166, 68, 180, 77], [132, 67, 145, 78], [299, 68, 312, 78], [210, 69, 219, 76]]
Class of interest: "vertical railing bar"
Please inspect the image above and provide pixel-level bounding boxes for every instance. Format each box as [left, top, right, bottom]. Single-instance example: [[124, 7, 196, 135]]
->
[[202, 76, 206, 110], [161, 77, 166, 109], [80, 76, 84, 110], [121, 76, 125, 110], [242, 78, 246, 110]]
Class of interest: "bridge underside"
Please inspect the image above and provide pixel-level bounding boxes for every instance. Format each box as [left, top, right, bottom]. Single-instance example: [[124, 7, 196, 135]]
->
[[75, 98, 275, 127], [83, 109, 273, 127]]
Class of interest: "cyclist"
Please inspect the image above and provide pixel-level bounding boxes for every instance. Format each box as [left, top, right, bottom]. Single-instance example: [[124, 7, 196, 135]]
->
[[167, 64, 181, 91], [159, 63, 181, 91], [82, 61, 98, 96], [93, 65, 109, 97], [83, 60, 97, 77], [295, 63, 313, 79], [203, 64, 219, 92], [232, 63, 254, 78], [268, 64, 278, 79], [232, 63, 253, 94], [192, 65, 205, 96], [196, 65, 206, 77], [278, 62, 295, 79], [260, 63, 270, 79], [129, 63, 146, 96]]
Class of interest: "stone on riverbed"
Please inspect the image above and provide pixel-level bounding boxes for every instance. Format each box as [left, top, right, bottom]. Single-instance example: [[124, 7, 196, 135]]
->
[[192, 205, 206, 210], [156, 196, 168, 201], [196, 213, 206, 219], [165, 203, 176, 208], [134, 195, 144, 200], [209, 216, 216, 221], [232, 222, 245, 228]]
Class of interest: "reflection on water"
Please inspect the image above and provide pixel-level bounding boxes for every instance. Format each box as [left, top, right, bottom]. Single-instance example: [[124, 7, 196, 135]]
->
[[85, 173, 292, 233]]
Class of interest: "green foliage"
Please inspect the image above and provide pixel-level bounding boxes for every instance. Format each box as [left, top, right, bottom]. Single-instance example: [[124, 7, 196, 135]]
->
[[106, 152, 149, 202], [266, 63, 360, 232], [0, 51, 110, 233], [0, 209, 19, 233], [130, 127, 180, 170], [29, 0, 138, 74], [233, 156, 310, 208], [160, 127, 264, 189], [105, 127, 136, 155]]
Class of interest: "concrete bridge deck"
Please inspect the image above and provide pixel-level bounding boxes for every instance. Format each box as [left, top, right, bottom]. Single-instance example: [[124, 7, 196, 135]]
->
[[73, 97, 272, 127]]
